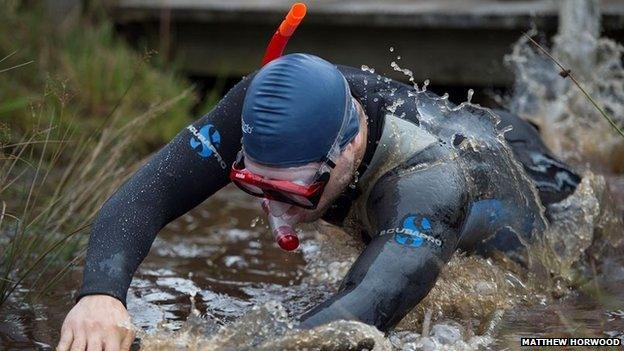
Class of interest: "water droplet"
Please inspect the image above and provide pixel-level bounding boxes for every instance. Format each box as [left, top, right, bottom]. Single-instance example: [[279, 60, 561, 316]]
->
[[250, 216, 260, 228], [397, 55, 402, 60], [466, 88, 474, 103], [386, 98, 405, 113], [390, 61, 417, 90], [422, 79, 430, 91], [360, 65, 375, 73], [390, 46, 395, 52]]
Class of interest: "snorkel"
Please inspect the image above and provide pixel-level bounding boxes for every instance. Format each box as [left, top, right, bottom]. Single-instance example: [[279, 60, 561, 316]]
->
[[262, 200, 300, 251], [260, 3, 307, 251], [262, 3, 307, 66]]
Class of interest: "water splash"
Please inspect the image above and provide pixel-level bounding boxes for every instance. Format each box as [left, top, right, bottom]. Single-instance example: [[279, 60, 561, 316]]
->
[[250, 216, 261, 228], [529, 172, 624, 284], [466, 89, 474, 104], [422, 79, 430, 92], [386, 98, 405, 114], [505, 0, 624, 172], [390, 61, 417, 88], [361, 64, 376, 74]]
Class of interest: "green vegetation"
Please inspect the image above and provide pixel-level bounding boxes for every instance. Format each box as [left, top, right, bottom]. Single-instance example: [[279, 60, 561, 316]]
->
[[0, 1, 195, 149], [0, 1, 196, 306]]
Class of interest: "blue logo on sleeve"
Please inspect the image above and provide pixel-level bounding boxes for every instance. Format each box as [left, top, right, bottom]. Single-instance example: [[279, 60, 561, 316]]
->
[[187, 124, 227, 169], [378, 215, 442, 247], [390, 215, 441, 248], [189, 124, 221, 157]]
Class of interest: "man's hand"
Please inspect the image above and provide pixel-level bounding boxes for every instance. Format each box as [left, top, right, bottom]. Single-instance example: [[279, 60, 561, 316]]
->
[[57, 295, 135, 351]]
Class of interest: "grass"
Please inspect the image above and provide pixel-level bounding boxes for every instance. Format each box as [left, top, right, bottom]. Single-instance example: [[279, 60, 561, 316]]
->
[[0, 1, 197, 307], [0, 86, 191, 306], [0, 1, 195, 150]]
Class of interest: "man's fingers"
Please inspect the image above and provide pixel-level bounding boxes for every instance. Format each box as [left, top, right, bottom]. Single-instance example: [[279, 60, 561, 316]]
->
[[120, 329, 136, 351], [69, 331, 86, 351], [86, 334, 103, 351], [59, 296, 133, 351], [103, 330, 122, 351], [56, 327, 73, 351]]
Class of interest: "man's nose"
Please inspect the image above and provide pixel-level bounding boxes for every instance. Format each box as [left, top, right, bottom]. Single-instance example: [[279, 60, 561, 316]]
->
[[266, 199, 291, 217]]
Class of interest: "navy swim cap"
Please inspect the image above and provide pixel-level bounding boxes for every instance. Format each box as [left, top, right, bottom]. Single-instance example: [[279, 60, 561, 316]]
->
[[241, 53, 360, 167]]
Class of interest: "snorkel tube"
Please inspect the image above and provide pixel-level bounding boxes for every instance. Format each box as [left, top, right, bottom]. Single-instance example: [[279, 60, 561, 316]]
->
[[262, 200, 300, 251], [260, 3, 307, 251], [261, 3, 307, 66]]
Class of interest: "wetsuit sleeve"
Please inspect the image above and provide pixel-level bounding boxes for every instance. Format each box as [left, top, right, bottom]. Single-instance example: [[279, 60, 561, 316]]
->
[[299, 159, 468, 332], [78, 75, 253, 305]]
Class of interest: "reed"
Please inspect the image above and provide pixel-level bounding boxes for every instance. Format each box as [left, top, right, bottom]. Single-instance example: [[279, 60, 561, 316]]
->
[[0, 85, 192, 306], [0, 1, 197, 307]]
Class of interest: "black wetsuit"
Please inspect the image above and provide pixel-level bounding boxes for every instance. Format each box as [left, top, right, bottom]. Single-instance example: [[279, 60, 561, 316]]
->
[[78, 65, 580, 332]]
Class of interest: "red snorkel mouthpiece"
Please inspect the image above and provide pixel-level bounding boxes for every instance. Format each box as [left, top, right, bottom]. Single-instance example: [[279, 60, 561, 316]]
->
[[275, 227, 300, 251], [262, 3, 307, 66], [262, 200, 300, 251]]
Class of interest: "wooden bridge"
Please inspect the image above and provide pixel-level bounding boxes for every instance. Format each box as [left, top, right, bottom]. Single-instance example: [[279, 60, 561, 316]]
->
[[111, 0, 624, 87]]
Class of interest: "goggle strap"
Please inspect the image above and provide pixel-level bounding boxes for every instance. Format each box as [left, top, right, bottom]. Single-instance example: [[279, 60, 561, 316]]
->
[[326, 158, 336, 168]]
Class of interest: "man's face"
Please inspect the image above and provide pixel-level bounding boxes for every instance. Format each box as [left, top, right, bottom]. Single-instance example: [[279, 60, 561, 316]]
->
[[245, 142, 359, 223], [244, 97, 367, 224]]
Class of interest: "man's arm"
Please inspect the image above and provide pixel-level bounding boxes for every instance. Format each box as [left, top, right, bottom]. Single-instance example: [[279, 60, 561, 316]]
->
[[299, 158, 468, 332], [79, 75, 252, 304], [58, 75, 252, 351]]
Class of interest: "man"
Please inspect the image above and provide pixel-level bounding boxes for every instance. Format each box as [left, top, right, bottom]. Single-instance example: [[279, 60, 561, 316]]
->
[[58, 54, 580, 350]]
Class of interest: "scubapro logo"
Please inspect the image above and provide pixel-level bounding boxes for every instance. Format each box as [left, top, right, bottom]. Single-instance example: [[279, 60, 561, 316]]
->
[[189, 124, 220, 157], [379, 215, 442, 248], [187, 124, 227, 169]]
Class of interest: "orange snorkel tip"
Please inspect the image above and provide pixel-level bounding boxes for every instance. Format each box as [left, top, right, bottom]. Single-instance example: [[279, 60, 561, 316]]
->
[[279, 3, 307, 36], [262, 3, 307, 66]]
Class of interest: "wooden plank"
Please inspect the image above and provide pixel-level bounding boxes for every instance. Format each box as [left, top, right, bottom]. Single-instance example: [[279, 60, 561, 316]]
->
[[111, 0, 624, 86], [113, 0, 624, 29]]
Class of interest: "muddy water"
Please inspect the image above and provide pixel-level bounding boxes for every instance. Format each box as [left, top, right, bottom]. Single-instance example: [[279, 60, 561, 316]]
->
[[119, 177, 624, 350], [1, 177, 622, 350], [0, 187, 308, 350], [134, 175, 623, 351]]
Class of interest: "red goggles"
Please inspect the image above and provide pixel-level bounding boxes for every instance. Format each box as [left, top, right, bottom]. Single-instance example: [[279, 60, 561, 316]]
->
[[229, 151, 334, 209]]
